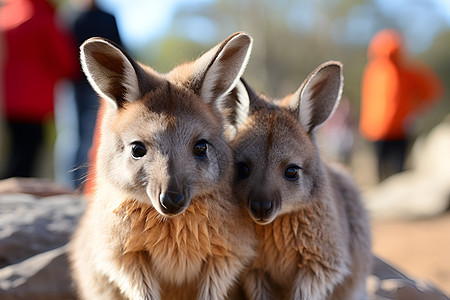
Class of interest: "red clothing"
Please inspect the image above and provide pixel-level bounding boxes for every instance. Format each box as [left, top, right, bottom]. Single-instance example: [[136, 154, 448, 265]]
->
[[359, 29, 443, 141], [1, 0, 78, 123]]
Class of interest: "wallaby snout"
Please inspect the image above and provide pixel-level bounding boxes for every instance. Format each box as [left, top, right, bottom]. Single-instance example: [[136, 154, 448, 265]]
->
[[159, 191, 188, 215], [157, 178, 191, 216], [249, 200, 272, 218], [248, 190, 280, 224]]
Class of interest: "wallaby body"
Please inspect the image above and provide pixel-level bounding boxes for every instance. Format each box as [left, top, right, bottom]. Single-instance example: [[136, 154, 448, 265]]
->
[[230, 62, 372, 299], [70, 33, 257, 300]]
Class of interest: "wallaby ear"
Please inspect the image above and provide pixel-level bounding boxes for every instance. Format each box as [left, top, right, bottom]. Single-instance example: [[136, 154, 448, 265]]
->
[[233, 79, 252, 127], [191, 32, 253, 112], [288, 61, 343, 133], [80, 38, 158, 109], [221, 79, 251, 139]]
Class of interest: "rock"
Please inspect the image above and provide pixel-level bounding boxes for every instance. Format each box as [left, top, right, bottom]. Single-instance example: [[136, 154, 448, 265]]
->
[[0, 245, 74, 300], [0, 193, 85, 267], [411, 117, 450, 176], [369, 256, 449, 300], [0, 185, 448, 299], [364, 171, 450, 220], [0, 193, 85, 299], [364, 117, 450, 220], [0, 177, 76, 197]]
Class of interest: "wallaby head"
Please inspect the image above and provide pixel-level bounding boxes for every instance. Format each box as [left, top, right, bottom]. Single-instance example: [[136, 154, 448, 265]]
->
[[80, 32, 252, 216], [231, 62, 343, 224]]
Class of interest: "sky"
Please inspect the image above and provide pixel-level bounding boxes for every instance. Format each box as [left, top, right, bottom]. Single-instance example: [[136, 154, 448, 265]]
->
[[372, 0, 450, 52], [96, 0, 450, 53], [96, 0, 214, 48]]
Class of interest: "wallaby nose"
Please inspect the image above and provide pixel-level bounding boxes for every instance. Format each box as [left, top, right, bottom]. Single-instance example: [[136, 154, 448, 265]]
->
[[250, 200, 273, 220], [160, 191, 185, 214]]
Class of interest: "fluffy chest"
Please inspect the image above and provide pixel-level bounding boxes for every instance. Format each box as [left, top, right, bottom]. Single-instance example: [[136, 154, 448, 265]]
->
[[252, 211, 329, 285], [115, 199, 229, 285]]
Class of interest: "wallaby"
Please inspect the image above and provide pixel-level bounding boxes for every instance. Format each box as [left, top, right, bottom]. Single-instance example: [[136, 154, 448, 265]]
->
[[69, 32, 257, 300], [229, 62, 372, 299]]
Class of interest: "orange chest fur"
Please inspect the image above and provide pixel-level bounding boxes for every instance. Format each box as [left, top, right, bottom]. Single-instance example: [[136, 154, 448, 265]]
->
[[114, 199, 230, 283], [252, 211, 329, 281]]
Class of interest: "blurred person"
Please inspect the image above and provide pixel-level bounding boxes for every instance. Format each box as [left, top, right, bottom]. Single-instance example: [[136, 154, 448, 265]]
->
[[0, 0, 78, 179], [68, 0, 123, 188], [359, 29, 443, 182]]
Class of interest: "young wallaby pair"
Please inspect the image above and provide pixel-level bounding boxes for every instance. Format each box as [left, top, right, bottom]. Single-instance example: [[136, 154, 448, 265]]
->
[[230, 63, 373, 299], [70, 31, 372, 299], [70, 32, 258, 300]]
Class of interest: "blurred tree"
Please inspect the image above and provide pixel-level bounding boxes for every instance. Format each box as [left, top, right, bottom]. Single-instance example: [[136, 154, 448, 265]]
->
[[51, 0, 450, 135], [17, 0, 447, 183], [143, 0, 449, 135], [137, 36, 204, 73]]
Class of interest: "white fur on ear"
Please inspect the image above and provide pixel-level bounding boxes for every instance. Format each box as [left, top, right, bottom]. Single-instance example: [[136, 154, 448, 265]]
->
[[80, 38, 140, 109], [326, 69, 344, 126], [80, 42, 105, 102], [216, 36, 252, 111], [291, 61, 343, 132], [122, 63, 141, 104], [224, 80, 250, 139], [234, 80, 250, 128], [298, 82, 315, 132], [200, 32, 253, 111]]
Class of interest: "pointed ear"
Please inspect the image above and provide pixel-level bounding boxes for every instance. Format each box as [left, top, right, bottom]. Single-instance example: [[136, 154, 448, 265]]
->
[[288, 61, 343, 133], [221, 79, 251, 139], [80, 38, 159, 109], [191, 32, 253, 112]]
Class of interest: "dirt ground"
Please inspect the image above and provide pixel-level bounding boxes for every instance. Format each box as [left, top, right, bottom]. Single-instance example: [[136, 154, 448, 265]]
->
[[371, 212, 450, 295]]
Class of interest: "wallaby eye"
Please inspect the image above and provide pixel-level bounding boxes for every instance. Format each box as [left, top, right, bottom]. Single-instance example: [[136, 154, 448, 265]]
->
[[193, 140, 208, 159], [131, 142, 147, 159], [284, 166, 300, 181], [237, 162, 250, 179]]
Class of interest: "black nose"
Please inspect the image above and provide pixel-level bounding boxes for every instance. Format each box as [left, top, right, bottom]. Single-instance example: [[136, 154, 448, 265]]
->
[[160, 191, 185, 214], [250, 200, 273, 219]]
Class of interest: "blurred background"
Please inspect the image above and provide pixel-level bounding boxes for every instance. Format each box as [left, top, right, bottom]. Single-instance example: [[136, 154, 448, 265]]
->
[[1, 0, 449, 296], [1, 0, 450, 185]]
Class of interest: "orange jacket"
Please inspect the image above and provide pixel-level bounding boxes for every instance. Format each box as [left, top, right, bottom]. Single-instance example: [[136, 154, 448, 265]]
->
[[359, 29, 443, 141]]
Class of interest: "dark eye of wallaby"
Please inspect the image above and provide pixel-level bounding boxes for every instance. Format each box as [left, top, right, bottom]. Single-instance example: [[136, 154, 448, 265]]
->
[[284, 166, 300, 180], [131, 142, 147, 159], [237, 162, 250, 179], [193, 140, 208, 159]]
